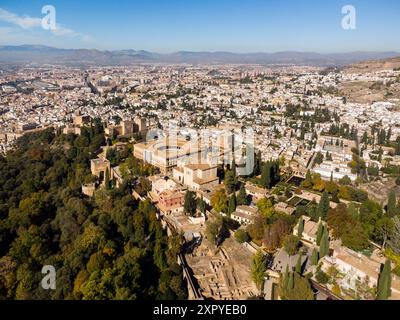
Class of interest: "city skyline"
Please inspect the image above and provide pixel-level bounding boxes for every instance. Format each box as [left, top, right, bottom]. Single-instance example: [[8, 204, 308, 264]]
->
[[0, 0, 399, 53]]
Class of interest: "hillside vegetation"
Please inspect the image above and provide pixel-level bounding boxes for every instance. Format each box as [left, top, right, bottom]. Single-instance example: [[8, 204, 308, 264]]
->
[[0, 125, 187, 300]]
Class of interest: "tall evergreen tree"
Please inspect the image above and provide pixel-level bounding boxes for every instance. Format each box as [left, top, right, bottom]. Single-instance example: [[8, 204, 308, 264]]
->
[[311, 248, 319, 265], [387, 190, 398, 217], [260, 163, 271, 189], [105, 167, 111, 190], [184, 191, 197, 217], [387, 127, 392, 144], [237, 183, 248, 206], [254, 151, 262, 176], [295, 255, 302, 274], [319, 228, 329, 258], [228, 194, 237, 215], [251, 250, 267, 292], [283, 265, 289, 290], [378, 147, 383, 162], [377, 260, 392, 300], [198, 196, 206, 215], [396, 136, 400, 155], [273, 161, 281, 185], [361, 131, 368, 144], [317, 191, 330, 220], [288, 272, 294, 290], [232, 158, 237, 181], [298, 217, 304, 238], [316, 223, 324, 246], [224, 170, 236, 194]]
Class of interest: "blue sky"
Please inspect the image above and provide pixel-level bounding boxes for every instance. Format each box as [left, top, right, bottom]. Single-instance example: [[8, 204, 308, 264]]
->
[[0, 0, 399, 53]]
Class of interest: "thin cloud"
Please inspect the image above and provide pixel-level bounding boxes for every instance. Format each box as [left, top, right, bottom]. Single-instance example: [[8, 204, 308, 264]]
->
[[0, 8, 41, 29], [51, 24, 78, 37], [0, 7, 93, 42]]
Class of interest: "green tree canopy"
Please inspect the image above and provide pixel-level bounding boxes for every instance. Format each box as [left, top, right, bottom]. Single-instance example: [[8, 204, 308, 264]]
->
[[319, 227, 330, 258], [317, 191, 330, 221], [251, 250, 266, 292], [237, 183, 249, 206], [184, 191, 197, 217], [228, 194, 237, 215], [377, 260, 392, 300], [234, 229, 249, 244], [387, 191, 398, 217], [283, 235, 300, 256]]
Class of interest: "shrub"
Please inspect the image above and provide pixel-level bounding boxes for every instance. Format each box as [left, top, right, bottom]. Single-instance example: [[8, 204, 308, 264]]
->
[[283, 235, 300, 256], [235, 229, 250, 244], [315, 270, 329, 284]]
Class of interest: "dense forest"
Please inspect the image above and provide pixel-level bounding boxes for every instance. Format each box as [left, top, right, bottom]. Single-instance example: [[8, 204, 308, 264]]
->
[[0, 123, 187, 300]]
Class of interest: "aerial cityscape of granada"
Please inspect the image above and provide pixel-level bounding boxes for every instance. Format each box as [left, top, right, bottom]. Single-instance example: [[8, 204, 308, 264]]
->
[[1, 0, 400, 304]]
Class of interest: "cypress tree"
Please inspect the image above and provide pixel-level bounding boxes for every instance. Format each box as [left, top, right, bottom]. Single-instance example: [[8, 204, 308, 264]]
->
[[298, 217, 304, 238], [228, 194, 236, 215], [387, 127, 392, 143], [295, 255, 302, 274], [184, 191, 197, 217], [254, 151, 262, 176], [288, 272, 294, 290], [300, 127, 305, 140], [105, 167, 111, 190], [362, 131, 368, 144], [396, 137, 400, 155], [377, 260, 392, 300], [283, 265, 289, 290], [224, 170, 236, 194], [311, 248, 319, 265], [387, 191, 397, 217], [237, 183, 248, 205], [317, 191, 330, 220], [272, 161, 280, 185], [251, 250, 267, 292], [198, 195, 206, 214], [378, 147, 383, 162], [232, 158, 237, 182], [319, 228, 329, 258], [316, 223, 324, 246], [270, 162, 275, 186], [260, 163, 271, 189]]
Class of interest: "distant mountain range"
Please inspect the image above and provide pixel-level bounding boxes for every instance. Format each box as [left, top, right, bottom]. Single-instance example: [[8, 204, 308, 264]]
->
[[0, 45, 399, 67]]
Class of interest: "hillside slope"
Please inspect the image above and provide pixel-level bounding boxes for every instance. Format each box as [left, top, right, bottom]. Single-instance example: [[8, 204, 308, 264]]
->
[[344, 56, 400, 74]]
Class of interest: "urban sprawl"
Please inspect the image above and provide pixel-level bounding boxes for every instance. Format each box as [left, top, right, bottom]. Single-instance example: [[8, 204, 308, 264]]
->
[[2, 63, 400, 300]]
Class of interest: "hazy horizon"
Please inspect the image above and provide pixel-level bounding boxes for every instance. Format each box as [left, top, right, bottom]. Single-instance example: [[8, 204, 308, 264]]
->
[[1, 44, 400, 56]]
